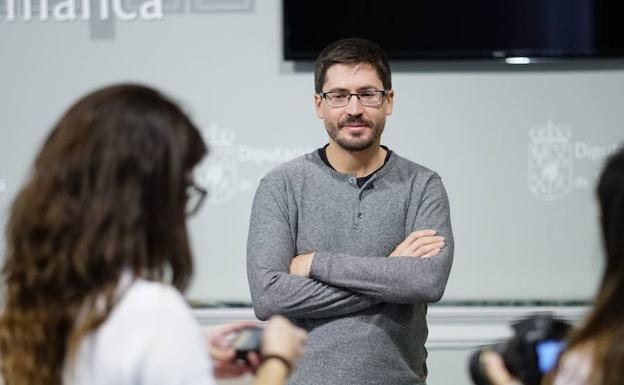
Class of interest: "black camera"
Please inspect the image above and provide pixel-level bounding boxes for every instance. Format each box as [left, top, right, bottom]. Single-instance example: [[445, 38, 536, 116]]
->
[[229, 326, 263, 363], [469, 313, 571, 385]]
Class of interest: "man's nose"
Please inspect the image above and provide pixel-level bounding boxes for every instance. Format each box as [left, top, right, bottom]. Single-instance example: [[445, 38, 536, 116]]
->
[[345, 94, 364, 115]]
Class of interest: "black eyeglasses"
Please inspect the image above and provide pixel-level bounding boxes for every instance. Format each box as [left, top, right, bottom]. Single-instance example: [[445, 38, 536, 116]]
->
[[186, 181, 208, 217], [320, 90, 387, 107]]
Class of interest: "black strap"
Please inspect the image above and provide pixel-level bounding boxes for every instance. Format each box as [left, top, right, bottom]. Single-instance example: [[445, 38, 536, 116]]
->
[[261, 354, 293, 375]]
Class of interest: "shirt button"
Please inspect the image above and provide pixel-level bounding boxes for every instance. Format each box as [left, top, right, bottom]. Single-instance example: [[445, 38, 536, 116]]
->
[[349, 177, 356, 184], [358, 213, 362, 219]]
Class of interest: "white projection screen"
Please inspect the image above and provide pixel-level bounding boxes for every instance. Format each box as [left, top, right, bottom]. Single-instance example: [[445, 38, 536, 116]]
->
[[1, 0, 624, 305]]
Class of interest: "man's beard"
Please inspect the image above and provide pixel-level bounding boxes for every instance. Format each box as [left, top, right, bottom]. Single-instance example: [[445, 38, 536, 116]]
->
[[326, 116, 384, 152]]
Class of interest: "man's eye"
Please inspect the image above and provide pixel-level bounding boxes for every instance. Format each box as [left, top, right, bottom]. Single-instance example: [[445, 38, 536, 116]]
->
[[330, 93, 349, 100]]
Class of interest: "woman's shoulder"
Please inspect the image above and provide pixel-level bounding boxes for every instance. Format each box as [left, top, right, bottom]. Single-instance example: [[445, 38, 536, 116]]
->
[[123, 278, 186, 305], [113, 278, 193, 324], [65, 279, 212, 385]]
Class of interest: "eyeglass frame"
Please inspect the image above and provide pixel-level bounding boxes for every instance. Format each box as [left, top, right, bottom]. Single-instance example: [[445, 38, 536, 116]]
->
[[319, 89, 388, 108], [185, 181, 208, 217]]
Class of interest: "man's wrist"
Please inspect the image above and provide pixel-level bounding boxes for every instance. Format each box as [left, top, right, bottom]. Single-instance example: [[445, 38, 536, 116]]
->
[[306, 252, 315, 273], [289, 252, 316, 277], [300, 252, 315, 277]]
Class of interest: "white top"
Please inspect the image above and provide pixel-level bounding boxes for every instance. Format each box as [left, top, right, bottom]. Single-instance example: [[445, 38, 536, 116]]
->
[[552, 344, 594, 385], [63, 278, 216, 385]]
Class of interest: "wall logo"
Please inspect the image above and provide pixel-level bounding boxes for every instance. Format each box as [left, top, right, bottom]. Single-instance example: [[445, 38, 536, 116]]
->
[[528, 121, 573, 200], [195, 123, 312, 204], [528, 120, 621, 201], [197, 124, 239, 204]]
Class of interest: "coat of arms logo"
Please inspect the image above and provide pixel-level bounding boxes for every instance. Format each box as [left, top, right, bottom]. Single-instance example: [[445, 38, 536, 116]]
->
[[528, 121, 573, 201], [196, 124, 238, 204]]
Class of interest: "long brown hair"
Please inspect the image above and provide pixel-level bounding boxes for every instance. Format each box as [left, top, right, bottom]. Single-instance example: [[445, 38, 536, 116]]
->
[[554, 148, 624, 385], [0, 84, 207, 384]]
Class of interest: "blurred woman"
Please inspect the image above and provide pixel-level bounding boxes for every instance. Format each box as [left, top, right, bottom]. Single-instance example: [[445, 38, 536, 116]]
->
[[484, 147, 624, 385], [0, 84, 306, 385]]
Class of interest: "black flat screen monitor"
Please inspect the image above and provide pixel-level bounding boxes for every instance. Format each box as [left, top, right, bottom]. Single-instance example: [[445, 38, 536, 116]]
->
[[283, 0, 624, 61]]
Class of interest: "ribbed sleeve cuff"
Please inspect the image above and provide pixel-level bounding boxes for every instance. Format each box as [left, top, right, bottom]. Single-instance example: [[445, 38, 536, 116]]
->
[[309, 250, 332, 281]]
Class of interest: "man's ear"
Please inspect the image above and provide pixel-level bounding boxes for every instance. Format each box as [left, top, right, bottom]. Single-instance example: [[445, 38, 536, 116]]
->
[[385, 89, 394, 116], [314, 93, 324, 119]]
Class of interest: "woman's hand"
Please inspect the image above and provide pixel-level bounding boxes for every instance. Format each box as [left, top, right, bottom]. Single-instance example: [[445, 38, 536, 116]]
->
[[205, 321, 261, 378], [481, 351, 524, 385], [260, 315, 308, 370]]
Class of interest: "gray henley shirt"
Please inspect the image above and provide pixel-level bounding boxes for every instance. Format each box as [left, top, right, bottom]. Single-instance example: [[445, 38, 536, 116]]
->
[[247, 149, 454, 385]]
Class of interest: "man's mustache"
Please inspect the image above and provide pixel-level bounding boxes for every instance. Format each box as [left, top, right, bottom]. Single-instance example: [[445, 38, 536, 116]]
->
[[339, 116, 372, 127]]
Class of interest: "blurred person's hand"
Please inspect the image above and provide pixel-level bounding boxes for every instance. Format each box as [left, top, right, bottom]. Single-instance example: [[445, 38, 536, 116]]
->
[[261, 315, 307, 370], [206, 321, 261, 378], [481, 351, 524, 385]]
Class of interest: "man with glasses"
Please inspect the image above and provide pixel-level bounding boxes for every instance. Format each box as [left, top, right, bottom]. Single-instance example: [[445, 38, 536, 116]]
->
[[247, 38, 454, 385]]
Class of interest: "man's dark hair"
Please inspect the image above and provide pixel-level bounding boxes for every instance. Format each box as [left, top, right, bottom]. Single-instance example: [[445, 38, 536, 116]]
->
[[314, 38, 392, 93]]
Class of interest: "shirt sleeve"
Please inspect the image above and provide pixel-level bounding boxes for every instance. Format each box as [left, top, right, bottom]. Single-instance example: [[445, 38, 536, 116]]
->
[[246, 178, 380, 321], [309, 174, 454, 304]]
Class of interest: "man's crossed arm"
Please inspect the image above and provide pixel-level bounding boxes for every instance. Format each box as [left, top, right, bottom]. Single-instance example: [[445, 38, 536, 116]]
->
[[246, 175, 453, 320], [289, 229, 445, 276]]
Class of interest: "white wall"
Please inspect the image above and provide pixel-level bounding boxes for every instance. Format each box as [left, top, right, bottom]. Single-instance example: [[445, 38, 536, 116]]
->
[[1, 0, 623, 303]]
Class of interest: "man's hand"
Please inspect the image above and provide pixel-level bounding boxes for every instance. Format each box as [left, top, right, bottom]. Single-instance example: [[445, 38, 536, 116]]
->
[[389, 229, 445, 258], [289, 252, 316, 277]]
